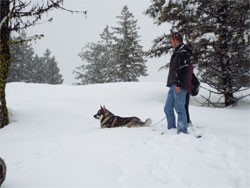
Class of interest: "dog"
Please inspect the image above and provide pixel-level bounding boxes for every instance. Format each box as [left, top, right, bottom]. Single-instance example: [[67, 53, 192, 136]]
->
[[94, 106, 152, 128]]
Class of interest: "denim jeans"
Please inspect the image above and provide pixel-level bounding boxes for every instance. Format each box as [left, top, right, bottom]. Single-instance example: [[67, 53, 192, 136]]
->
[[164, 85, 188, 133]]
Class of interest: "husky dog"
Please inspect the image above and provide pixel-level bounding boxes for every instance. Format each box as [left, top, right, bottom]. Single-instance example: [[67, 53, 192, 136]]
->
[[94, 106, 152, 128]]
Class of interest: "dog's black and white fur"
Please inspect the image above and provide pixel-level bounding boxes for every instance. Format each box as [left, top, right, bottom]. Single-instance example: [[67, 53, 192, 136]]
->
[[94, 106, 152, 128]]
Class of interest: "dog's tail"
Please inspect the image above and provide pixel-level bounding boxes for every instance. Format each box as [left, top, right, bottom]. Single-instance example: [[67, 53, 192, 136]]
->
[[143, 118, 152, 127]]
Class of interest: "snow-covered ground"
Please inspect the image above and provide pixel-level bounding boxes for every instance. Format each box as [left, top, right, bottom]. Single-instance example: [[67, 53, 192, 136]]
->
[[1, 82, 250, 188]]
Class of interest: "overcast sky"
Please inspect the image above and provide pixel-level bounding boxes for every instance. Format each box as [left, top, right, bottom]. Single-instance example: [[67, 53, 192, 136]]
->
[[27, 0, 171, 84]]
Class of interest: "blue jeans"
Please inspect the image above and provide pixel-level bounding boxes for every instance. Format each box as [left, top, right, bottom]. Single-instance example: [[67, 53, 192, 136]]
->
[[164, 85, 188, 134]]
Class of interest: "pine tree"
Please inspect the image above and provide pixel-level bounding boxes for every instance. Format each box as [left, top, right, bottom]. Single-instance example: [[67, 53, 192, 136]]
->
[[99, 26, 119, 83], [8, 32, 35, 82], [40, 49, 63, 84], [146, 0, 250, 106], [9, 34, 63, 84], [112, 5, 147, 82], [0, 0, 84, 128], [74, 43, 109, 85], [75, 6, 147, 84], [145, 0, 197, 57], [195, 0, 250, 106], [74, 26, 116, 85], [31, 55, 44, 83]]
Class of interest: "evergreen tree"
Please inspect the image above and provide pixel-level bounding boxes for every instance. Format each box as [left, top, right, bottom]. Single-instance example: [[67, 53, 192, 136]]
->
[[9, 34, 63, 84], [8, 32, 36, 82], [112, 5, 147, 82], [0, 0, 86, 128], [75, 6, 147, 84], [31, 54, 44, 83], [1, 0, 79, 128], [40, 49, 63, 84], [74, 26, 116, 84], [192, 0, 250, 106], [99, 26, 119, 82], [146, 0, 250, 106]]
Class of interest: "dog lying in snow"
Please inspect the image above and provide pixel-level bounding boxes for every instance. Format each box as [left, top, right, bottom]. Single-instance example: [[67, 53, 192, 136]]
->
[[94, 106, 152, 128]]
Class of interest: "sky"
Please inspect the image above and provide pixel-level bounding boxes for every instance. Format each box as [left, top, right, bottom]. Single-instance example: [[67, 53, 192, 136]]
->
[[27, 0, 171, 84], [1, 82, 250, 187]]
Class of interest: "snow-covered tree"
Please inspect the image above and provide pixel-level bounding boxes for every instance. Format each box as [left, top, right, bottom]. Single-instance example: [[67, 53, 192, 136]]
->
[[146, 0, 250, 106], [145, 0, 198, 57], [40, 49, 63, 84], [8, 32, 36, 82], [30, 54, 44, 83], [75, 6, 147, 85], [99, 26, 120, 82], [0, 0, 83, 128], [29, 50, 63, 84], [112, 5, 147, 82], [74, 26, 117, 85], [9, 34, 63, 84], [195, 0, 250, 106]]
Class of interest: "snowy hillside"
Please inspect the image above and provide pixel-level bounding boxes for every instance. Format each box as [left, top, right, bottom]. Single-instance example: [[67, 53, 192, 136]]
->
[[0, 82, 250, 188]]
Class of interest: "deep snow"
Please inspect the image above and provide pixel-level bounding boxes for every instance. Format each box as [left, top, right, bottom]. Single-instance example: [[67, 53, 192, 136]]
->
[[0, 82, 250, 188]]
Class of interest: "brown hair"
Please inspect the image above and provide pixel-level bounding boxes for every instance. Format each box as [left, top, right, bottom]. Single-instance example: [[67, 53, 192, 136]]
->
[[170, 32, 183, 43]]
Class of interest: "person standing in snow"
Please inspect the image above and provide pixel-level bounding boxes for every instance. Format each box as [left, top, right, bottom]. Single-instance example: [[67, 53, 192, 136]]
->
[[164, 32, 192, 134]]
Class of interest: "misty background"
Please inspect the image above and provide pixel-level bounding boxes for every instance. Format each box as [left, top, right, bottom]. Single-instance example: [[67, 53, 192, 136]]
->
[[26, 0, 170, 84]]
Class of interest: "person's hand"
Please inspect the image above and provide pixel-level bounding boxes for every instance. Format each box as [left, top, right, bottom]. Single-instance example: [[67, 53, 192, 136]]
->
[[175, 86, 181, 93]]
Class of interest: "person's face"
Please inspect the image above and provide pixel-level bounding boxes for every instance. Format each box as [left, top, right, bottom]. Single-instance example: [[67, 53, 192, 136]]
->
[[170, 37, 179, 48]]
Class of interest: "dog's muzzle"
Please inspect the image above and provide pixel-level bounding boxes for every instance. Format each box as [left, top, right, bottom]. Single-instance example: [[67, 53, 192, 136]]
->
[[94, 114, 100, 119]]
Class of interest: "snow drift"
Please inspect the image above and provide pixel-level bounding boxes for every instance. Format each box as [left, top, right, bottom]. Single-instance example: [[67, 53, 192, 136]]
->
[[0, 82, 249, 188]]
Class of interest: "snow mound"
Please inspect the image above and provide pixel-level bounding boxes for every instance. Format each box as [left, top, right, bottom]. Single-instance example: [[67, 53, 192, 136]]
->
[[0, 82, 249, 188]]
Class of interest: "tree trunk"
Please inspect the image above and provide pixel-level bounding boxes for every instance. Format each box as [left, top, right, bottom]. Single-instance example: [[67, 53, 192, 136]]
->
[[224, 92, 235, 106], [0, 157, 6, 187], [221, 58, 235, 106], [0, 0, 10, 128], [219, 3, 236, 107]]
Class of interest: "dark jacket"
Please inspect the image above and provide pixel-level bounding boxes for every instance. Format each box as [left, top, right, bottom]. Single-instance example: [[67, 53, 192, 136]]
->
[[167, 43, 192, 91]]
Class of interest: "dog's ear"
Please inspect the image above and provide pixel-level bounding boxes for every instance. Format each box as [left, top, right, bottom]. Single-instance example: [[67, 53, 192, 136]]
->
[[100, 105, 106, 112]]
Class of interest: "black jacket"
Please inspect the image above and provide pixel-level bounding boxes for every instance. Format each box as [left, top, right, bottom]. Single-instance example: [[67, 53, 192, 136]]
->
[[167, 43, 192, 91]]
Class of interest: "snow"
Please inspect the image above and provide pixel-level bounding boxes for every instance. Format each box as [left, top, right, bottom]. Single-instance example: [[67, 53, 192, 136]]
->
[[1, 82, 250, 188]]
